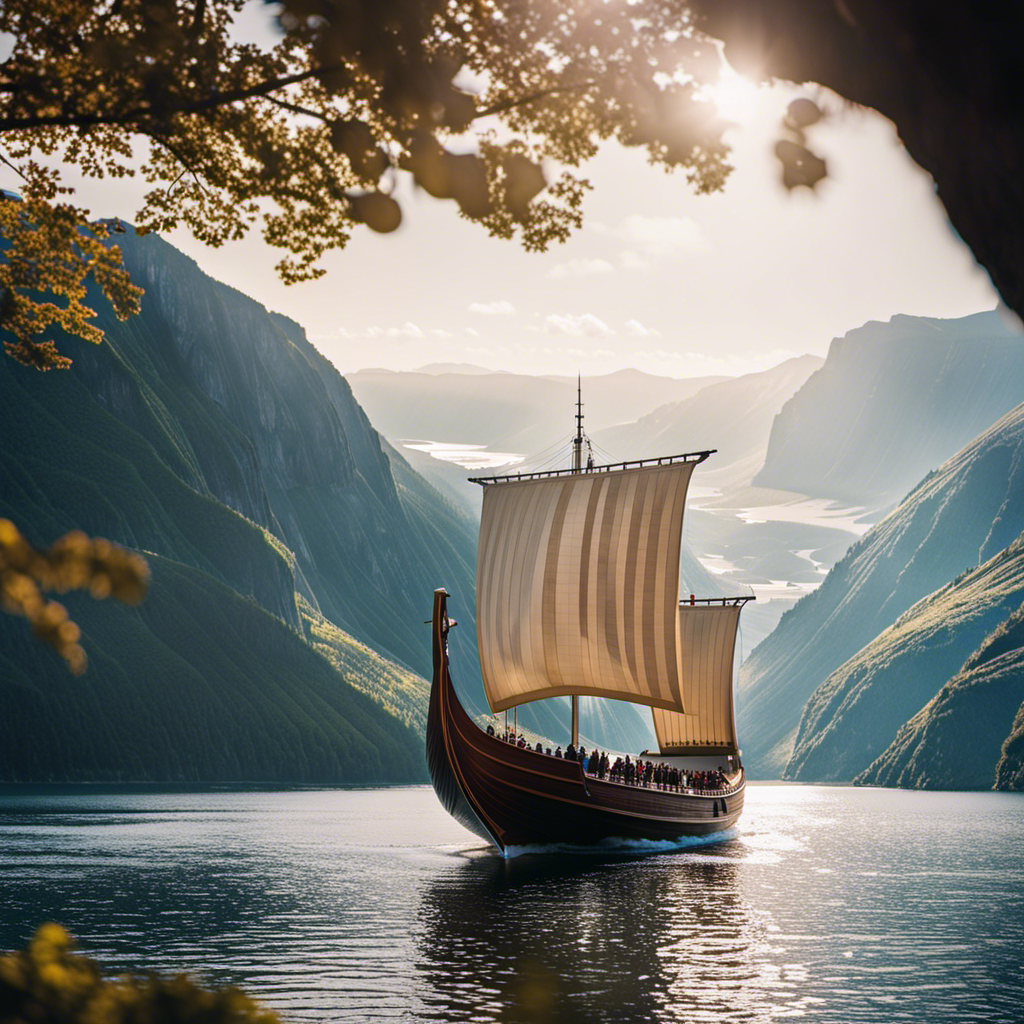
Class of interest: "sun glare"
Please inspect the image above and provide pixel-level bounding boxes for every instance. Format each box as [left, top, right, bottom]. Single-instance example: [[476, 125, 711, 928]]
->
[[709, 67, 761, 125]]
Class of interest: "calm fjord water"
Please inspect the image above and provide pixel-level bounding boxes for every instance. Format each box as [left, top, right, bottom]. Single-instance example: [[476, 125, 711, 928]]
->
[[0, 785, 1021, 1024]]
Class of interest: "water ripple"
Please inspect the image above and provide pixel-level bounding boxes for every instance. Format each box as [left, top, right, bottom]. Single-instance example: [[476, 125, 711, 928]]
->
[[0, 785, 1021, 1023]]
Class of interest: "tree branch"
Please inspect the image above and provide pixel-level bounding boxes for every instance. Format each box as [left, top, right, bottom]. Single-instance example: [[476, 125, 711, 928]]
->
[[0, 150, 28, 181], [264, 95, 332, 123], [188, 0, 208, 41], [0, 64, 349, 134], [474, 79, 598, 119], [147, 133, 210, 197]]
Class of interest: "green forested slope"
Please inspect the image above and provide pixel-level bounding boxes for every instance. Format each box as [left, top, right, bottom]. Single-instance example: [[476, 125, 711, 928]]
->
[[856, 600, 1024, 790], [995, 705, 1024, 788], [0, 556, 425, 782], [784, 533, 1024, 784], [737, 400, 1024, 776]]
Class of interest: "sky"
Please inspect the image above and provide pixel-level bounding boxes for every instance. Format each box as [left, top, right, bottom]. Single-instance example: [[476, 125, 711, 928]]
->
[[2, 19, 1000, 380]]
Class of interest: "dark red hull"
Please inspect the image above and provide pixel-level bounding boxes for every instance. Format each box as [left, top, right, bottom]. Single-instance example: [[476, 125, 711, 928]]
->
[[426, 589, 744, 852]]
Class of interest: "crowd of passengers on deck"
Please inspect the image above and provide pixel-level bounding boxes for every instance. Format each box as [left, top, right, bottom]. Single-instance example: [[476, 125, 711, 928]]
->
[[485, 725, 733, 793]]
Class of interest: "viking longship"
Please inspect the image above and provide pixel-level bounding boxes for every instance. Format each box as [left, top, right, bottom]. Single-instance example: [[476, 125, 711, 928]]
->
[[426, 393, 752, 852]]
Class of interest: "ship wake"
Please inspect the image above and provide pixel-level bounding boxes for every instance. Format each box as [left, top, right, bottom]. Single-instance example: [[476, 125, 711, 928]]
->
[[503, 827, 739, 859]]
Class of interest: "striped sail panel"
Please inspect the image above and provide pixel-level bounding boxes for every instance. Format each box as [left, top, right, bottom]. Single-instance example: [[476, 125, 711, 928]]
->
[[476, 462, 696, 712], [651, 604, 741, 752]]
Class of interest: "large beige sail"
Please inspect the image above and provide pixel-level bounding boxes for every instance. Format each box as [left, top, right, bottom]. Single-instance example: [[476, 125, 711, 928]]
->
[[475, 460, 699, 713], [652, 602, 743, 753]]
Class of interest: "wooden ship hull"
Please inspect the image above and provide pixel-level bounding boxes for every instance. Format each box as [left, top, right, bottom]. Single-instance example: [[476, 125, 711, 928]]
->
[[427, 590, 745, 853]]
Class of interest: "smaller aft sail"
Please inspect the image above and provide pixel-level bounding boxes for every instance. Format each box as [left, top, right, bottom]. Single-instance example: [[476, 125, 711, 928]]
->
[[652, 600, 747, 754]]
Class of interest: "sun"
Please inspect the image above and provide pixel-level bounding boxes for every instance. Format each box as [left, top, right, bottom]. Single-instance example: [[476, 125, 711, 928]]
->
[[708, 66, 762, 125]]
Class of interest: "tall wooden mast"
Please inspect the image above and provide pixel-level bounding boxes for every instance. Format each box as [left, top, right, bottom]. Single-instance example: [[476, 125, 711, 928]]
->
[[570, 375, 583, 748]]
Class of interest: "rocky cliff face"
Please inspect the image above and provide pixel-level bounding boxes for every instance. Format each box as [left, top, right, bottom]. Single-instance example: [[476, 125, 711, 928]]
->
[[755, 311, 1024, 507], [737, 400, 1024, 776]]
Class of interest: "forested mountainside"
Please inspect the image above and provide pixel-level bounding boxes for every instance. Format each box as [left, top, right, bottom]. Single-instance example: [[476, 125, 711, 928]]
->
[[592, 355, 823, 487], [0, 556, 423, 782], [0, 229, 484, 782], [856, 600, 1024, 790], [99, 233, 480, 677], [785, 534, 1024, 784], [737, 401, 1024, 778], [755, 311, 1024, 507]]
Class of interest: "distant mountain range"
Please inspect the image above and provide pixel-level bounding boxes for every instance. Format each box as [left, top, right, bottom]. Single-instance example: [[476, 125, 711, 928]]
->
[[755, 311, 1024, 508], [345, 366, 729, 458], [592, 354, 824, 487]]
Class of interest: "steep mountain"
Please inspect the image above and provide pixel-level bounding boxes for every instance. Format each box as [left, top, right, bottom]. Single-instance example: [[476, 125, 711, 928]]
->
[[592, 354, 823, 486], [785, 535, 1024, 783], [855, 600, 1024, 790], [345, 367, 729, 458], [737, 400, 1024, 776], [755, 311, 1024, 507], [92, 234, 480, 677], [0, 228, 487, 782]]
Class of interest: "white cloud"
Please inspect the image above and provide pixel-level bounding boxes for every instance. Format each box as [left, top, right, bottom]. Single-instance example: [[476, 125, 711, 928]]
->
[[547, 258, 615, 279], [544, 313, 614, 337], [465, 327, 480, 337], [430, 328, 454, 337], [388, 321, 424, 338], [625, 319, 661, 338], [618, 249, 650, 271], [364, 322, 425, 339], [595, 215, 706, 258], [469, 300, 515, 315]]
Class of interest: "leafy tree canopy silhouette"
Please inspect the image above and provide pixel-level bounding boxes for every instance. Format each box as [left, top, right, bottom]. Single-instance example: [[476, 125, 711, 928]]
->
[[0, 0, 743, 368], [2, 2, 1017, 361]]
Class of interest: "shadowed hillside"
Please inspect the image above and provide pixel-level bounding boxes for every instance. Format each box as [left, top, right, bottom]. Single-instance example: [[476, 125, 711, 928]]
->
[[0, 556, 424, 783], [737, 400, 1024, 776], [856, 600, 1024, 790], [786, 535, 1024, 784], [996, 706, 1024, 789], [0, 229, 494, 782]]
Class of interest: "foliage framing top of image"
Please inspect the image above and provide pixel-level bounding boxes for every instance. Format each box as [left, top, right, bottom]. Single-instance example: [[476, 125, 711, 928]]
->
[[0, 0, 734, 364]]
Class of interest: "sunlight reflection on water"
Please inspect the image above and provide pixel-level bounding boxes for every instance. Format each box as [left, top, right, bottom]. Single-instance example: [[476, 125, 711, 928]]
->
[[0, 785, 1021, 1023]]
